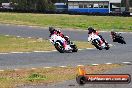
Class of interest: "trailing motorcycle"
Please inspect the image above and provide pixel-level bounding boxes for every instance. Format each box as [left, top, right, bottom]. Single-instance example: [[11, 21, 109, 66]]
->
[[111, 31, 126, 44], [49, 34, 78, 53]]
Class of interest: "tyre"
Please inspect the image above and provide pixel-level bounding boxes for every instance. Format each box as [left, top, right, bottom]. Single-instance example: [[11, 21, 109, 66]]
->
[[54, 41, 65, 53], [117, 36, 126, 44], [105, 43, 110, 50], [121, 38, 126, 44], [105, 46, 110, 50], [71, 45, 78, 52], [76, 76, 87, 85], [92, 40, 102, 50]]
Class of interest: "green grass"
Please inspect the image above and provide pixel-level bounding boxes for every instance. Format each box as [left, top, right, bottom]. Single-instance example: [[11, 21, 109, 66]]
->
[[0, 64, 122, 88], [0, 12, 132, 31], [0, 35, 93, 53]]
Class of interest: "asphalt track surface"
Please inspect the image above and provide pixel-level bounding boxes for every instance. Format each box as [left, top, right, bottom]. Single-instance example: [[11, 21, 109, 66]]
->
[[0, 24, 132, 70], [0, 24, 132, 88]]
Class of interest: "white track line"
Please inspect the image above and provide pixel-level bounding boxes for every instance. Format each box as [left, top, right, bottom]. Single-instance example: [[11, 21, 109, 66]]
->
[[105, 63, 112, 65], [78, 49, 83, 50], [92, 64, 99, 66], [109, 44, 114, 46], [0, 70, 4, 72], [44, 67, 51, 69], [0, 62, 130, 71], [52, 50, 57, 52], [10, 52, 25, 54], [0, 53, 9, 54], [23, 52, 31, 54], [28, 37, 31, 38], [122, 62, 131, 64], [0, 47, 97, 55], [5, 35, 9, 36], [10, 52, 31, 54], [31, 68, 37, 70], [77, 65, 84, 66], [17, 36, 21, 38], [14, 69, 21, 71], [86, 48, 95, 49], [59, 66, 67, 68], [33, 51, 51, 53]]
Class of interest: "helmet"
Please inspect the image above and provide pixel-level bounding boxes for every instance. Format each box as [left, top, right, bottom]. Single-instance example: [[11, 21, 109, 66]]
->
[[111, 31, 115, 35], [49, 27, 54, 32], [57, 30, 61, 34], [88, 27, 94, 31], [64, 36, 69, 41], [88, 27, 94, 34], [49, 27, 55, 34]]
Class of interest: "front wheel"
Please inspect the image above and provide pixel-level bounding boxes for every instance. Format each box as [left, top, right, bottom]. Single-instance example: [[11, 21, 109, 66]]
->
[[54, 41, 65, 53], [92, 40, 102, 50]]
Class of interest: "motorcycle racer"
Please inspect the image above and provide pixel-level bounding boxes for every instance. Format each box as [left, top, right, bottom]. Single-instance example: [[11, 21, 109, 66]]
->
[[49, 27, 71, 51], [88, 32, 105, 48], [87, 27, 105, 48], [87, 27, 108, 45], [111, 31, 118, 42]]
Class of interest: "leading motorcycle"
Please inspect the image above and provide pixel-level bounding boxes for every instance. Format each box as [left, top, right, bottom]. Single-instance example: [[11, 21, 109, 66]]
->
[[49, 34, 78, 53]]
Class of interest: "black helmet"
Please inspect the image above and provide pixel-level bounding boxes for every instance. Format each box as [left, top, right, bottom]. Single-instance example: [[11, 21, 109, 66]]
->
[[88, 27, 94, 31], [111, 31, 115, 35], [49, 27, 54, 32], [88, 27, 94, 34], [49, 27, 55, 34]]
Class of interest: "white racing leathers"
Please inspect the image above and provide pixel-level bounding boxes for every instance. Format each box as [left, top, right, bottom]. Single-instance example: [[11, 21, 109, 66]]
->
[[49, 34, 71, 50], [88, 33, 105, 48]]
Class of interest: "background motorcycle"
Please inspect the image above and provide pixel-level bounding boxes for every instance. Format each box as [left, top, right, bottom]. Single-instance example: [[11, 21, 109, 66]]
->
[[111, 33, 126, 44]]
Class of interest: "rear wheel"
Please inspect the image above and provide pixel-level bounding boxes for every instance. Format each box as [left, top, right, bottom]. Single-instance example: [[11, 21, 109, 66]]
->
[[105, 46, 110, 50], [105, 43, 110, 50], [54, 41, 65, 53], [69, 41, 78, 52], [72, 45, 78, 52], [120, 38, 126, 44]]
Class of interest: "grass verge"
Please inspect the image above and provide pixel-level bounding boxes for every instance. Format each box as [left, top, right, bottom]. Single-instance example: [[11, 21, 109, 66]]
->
[[0, 35, 93, 53], [0, 13, 132, 31], [0, 64, 123, 88]]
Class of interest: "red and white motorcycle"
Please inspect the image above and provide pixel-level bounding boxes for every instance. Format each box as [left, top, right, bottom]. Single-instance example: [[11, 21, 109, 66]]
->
[[88, 33, 110, 50], [49, 34, 78, 53]]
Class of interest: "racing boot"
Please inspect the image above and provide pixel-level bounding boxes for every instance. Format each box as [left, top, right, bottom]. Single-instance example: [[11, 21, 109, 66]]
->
[[63, 41, 72, 51]]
